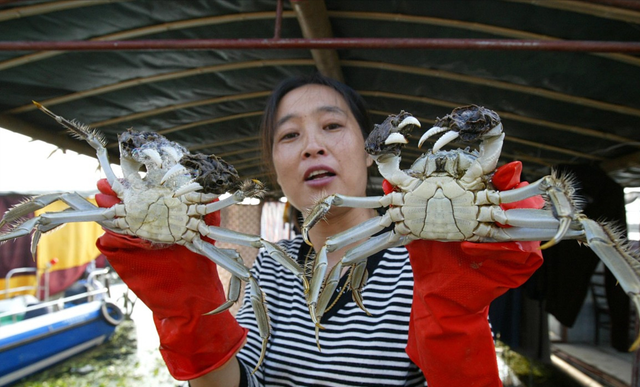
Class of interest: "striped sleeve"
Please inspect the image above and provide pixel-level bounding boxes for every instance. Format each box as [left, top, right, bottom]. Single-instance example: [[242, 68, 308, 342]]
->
[[235, 235, 426, 387]]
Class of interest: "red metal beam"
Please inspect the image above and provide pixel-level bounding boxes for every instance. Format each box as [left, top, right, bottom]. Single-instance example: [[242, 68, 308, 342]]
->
[[1, 38, 639, 52]]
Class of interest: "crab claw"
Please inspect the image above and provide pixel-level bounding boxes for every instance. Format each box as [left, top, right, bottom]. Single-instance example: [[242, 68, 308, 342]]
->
[[384, 115, 421, 145], [142, 148, 163, 167], [384, 132, 409, 145], [419, 127, 460, 152], [161, 163, 189, 185], [419, 105, 504, 153], [365, 111, 421, 156]]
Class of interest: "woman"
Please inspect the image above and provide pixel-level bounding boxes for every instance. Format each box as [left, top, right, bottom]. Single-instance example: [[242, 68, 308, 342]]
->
[[235, 75, 423, 385], [96, 74, 543, 387]]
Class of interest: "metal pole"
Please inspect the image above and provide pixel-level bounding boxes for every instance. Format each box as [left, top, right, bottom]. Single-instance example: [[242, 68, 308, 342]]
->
[[273, 0, 283, 39], [0, 38, 639, 52], [633, 315, 640, 387]]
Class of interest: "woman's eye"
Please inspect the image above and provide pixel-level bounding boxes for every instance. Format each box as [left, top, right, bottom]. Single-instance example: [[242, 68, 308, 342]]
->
[[325, 123, 342, 130], [280, 132, 298, 141]]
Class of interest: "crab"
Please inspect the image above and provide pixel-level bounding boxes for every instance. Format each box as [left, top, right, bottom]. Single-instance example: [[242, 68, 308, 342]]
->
[[0, 102, 309, 372], [303, 105, 640, 349]]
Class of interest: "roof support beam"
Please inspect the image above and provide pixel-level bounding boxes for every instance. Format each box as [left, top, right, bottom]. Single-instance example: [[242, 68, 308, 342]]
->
[[291, 0, 344, 82], [601, 151, 640, 172], [1, 39, 639, 52]]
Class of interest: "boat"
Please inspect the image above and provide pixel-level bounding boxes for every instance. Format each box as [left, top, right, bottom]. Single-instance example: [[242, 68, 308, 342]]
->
[[0, 267, 124, 386]]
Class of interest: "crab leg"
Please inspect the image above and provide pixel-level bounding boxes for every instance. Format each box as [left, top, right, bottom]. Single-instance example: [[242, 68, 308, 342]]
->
[[189, 238, 272, 371], [343, 231, 406, 266], [24, 208, 118, 226], [0, 192, 121, 256], [198, 224, 309, 292], [188, 238, 270, 372], [321, 214, 393, 253], [308, 231, 408, 333], [302, 194, 392, 245], [0, 194, 62, 229], [181, 192, 220, 204], [474, 225, 585, 242], [308, 231, 409, 349], [189, 190, 250, 216], [189, 180, 263, 210], [308, 246, 328, 329], [0, 206, 118, 244], [461, 131, 504, 184], [0, 207, 118, 257], [312, 260, 343, 351], [478, 208, 559, 229], [317, 262, 343, 318], [0, 208, 115, 242], [0, 217, 39, 255], [188, 238, 251, 282], [306, 212, 392, 327], [349, 260, 370, 316], [582, 219, 640, 296], [249, 276, 270, 374], [33, 102, 122, 193], [204, 250, 244, 315], [308, 231, 390, 325], [480, 173, 577, 248], [580, 218, 640, 350], [0, 192, 102, 229], [476, 215, 640, 349]]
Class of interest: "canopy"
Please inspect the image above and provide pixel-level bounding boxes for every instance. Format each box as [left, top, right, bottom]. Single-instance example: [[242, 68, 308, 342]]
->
[[1, 0, 639, 196]]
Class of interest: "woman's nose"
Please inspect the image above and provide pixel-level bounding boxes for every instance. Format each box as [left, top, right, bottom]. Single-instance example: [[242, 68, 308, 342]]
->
[[303, 134, 326, 158], [304, 147, 325, 158]]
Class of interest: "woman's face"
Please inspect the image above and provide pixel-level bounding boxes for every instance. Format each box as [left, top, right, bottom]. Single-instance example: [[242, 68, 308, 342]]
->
[[272, 84, 372, 213]]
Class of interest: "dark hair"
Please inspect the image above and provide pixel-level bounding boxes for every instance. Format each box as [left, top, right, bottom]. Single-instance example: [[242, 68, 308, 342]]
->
[[259, 73, 372, 190]]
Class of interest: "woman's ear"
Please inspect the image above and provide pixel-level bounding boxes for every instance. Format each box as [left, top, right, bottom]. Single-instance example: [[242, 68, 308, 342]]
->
[[366, 154, 374, 167]]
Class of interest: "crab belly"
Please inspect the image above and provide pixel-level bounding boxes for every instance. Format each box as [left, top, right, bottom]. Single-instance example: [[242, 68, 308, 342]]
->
[[123, 188, 189, 243], [403, 177, 478, 240]]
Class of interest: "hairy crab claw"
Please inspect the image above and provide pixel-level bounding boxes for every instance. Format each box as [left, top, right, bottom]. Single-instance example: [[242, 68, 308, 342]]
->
[[419, 104, 503, 153], [117, 130, 189, 190], [118, 128, 256, 198], [364, 111, 421, 156], [32, 101, 121, 189]]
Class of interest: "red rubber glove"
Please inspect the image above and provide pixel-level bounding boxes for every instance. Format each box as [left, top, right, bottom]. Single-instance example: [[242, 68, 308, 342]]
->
[[95, 179, 247, 380], [385, 161, 544, 387]]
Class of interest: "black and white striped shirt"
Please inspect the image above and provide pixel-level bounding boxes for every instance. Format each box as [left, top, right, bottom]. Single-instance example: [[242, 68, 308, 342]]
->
[[235, 235, 426, 386]]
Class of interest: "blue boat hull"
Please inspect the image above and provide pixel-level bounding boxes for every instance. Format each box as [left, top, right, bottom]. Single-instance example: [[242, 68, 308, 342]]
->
[[0, 300, 123, 386]]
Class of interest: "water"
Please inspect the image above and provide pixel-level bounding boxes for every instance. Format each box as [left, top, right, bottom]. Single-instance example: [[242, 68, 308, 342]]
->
[[11, 286, 183, 387]]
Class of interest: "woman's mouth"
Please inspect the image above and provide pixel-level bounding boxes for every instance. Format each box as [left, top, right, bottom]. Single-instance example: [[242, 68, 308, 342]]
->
[[304, 166, 337, 187], [305, 169, 336, 181]]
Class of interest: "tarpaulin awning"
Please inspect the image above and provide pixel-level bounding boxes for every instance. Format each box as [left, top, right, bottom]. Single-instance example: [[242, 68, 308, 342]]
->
[[0, 0, 639, 197]]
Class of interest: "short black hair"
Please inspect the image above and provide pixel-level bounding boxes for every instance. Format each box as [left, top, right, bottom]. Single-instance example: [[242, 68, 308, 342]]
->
[[260, 73, 372, 188]]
